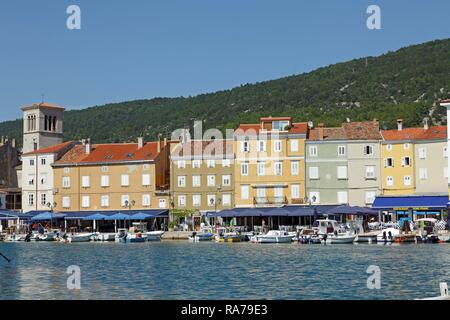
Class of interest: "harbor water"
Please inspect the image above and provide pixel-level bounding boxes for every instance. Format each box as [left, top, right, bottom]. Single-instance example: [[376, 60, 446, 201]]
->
[[1, 242, 449, 300]]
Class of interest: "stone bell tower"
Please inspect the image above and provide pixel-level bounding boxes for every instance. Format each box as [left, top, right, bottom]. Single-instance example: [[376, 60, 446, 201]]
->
[[22, 102, 64, 153]]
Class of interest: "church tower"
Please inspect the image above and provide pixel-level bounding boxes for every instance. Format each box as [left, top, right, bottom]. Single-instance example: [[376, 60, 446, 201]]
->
[[22, 102, 64, 153]]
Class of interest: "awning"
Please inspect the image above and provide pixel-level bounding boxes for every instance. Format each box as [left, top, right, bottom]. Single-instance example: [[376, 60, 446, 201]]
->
[[30, 212, 67, 221], [325, 205, 378, 215], [130, 212, 156, 220], [206, 205, 341, 218], [372, 195, 449, 210], [106, 213, 131, 220], [83, 213, 109, 221], [0, 211, 30, 220]]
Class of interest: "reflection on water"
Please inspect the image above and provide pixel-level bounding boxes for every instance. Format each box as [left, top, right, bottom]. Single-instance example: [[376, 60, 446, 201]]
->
[[1, 242, 449, 300]]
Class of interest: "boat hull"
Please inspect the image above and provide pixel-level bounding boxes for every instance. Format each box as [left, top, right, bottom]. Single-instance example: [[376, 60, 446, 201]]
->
[[322, 235, 356, 244], [146, 231, 164, 241]]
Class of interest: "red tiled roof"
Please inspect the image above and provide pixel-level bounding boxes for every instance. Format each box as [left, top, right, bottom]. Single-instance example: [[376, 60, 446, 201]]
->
[[22, 141, 75, 156], [440, 99, 450, 104], [54, 141, 162, 165], [381, 126, 447, 141], [234, 121, 308, 136], [309, 121, 381, 141], [171, 140, 233, 158]]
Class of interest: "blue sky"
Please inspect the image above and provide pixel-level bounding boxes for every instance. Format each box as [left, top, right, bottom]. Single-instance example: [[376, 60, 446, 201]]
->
[[0, 0, 449, 121]]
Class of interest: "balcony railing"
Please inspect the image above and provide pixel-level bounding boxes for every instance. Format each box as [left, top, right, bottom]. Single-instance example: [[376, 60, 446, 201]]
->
[[253, 196, 288, 206]]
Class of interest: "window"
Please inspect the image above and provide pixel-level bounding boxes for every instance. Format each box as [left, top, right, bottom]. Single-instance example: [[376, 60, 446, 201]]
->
[[159, 199, 166, 208], [222, 159, 231, 167], [337, 166, 348, 180], [241, 185, 250, 200], [101, 175, 110, 187], [256, 188, 266, 198], [120, 195, 130, 207], [192, 175, 201, 187], [274, 161, 282, 176], [290, 140, 299, 152], [28, 194, 34, 206], [29, 159, 35, 166], [192, 195, 201, 207], [207, 160, 215, 168], [309, 145, 318, 157], [101, 195, 109, 207], [240, 162, 249, 176], [418, 147, 427, 159], [363, 166, 374, 179], [384, 158, 393, 167], [257, 161, 265, 176], [419, 168, 428, 180], [365, 191, 376, 204], [39, 174, 47, 185], [337, 191, 348, 204], [274, 140, 282, 153], [291, 161, 299, 175], [64, 167, 70, 174], [272, 120, 290, 131], [274, 187, 283, 198], [337, 146, 346, 156], [82, 176, 90, 188], [142, 174, 151, 186], [404, 143, 410, 150], [386, 144, 392, 151], [178, 195, 186, 207], [403, 175, 411, 186], [40, 158, 46, 165], [222, 194, 231, 206], [207, 175, 216, 187], [364, 145, 374, 156], [444, 147, 448, 158], [121, 174, 130, 187], [207, 195, 216, 206], [177, 160, 186, 169], [222, 175, 231, 186], [82, 196, 90, 208], [28, 175, 35, 186], [401, 157, 411, 167], [101, 166, 109, 173], [309, 192, 320, 204], [40, 193, 47, 206], [62, 196, 70, 208], [291, 184, 300, 199], [62, 176, 70, 188], [192, 160, 201, 168], [142, 194, 151, 207], [241, 141, 250, 152], [309, 167, 319, 179], [257, 140, 266, 152], [178, 175, 186, 187], [386, 176, 394, 186]]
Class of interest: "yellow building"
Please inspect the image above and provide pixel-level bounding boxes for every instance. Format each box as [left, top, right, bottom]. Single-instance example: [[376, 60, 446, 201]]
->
[[233, 117, 308, 207], [52, 138, 171, 212]]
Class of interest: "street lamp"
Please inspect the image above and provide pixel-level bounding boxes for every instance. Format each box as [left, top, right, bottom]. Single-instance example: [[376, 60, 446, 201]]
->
[[46, 202, 57, 229], [123, 200, 135, 230]]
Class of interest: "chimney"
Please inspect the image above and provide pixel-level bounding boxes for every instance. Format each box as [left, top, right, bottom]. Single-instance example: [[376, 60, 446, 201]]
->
[[138, 137, 144, 149], [317, 123, 325, 140], [397, 119, 403, 131], [423, 118, 429, 130], [163, 137, 168, 147], [346, 118, 351, 123], [12, 138, 16, 148], [86, 138, 92, 154]]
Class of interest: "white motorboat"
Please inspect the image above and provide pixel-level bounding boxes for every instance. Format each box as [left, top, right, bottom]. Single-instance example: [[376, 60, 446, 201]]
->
[[250, 230, 294, 243], [115, 229, 147, 243], [355, 232, 380, 243], [145, 231, 165, 241], [188, 231, 214, 242], [4, 233, 27, 242], [316, 219, 356, 244], [66, 232, 93, 243], [96, 233, 116, 241], [376, 227, 400, 243]]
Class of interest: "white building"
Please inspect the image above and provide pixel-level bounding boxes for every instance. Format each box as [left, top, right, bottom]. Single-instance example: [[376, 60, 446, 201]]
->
[[442, 99, 450, 201], [20, 102, 75, 213]]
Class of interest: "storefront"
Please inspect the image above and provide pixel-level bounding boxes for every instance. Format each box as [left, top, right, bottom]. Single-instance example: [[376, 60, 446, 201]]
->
[[372, 195, 449, 222]]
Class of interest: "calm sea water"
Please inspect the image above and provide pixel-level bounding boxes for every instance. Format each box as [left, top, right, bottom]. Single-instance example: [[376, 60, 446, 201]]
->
[[0, 241, 449, 300]]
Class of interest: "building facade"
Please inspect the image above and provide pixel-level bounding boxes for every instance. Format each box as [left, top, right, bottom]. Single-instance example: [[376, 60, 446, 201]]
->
[[52, 139, 171, 212], [306, 121, 382, 206], [233, 117, 307, 207], [170, 140, 234, 212]]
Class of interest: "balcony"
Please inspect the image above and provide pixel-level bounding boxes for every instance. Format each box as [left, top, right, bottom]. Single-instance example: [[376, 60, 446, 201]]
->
[[253, 196, 287, 206]]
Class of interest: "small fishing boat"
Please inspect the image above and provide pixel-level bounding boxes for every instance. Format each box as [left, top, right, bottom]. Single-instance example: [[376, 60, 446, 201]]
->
[[321, 233, 357, 244], [316, 219, 356, 244], [394, 234, 420, 243], [250, 230, 294, 243], [376, 227, 399, 243], [145, 230, 165, 241], [216, 233, 241, 243], [96, 233, 117, 241], [66, 232, 93, 243], [116, 229, 147, 243], [355, 232, 379, 243], [4, 233, 27, 242], [188, 231, 214, 242]]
